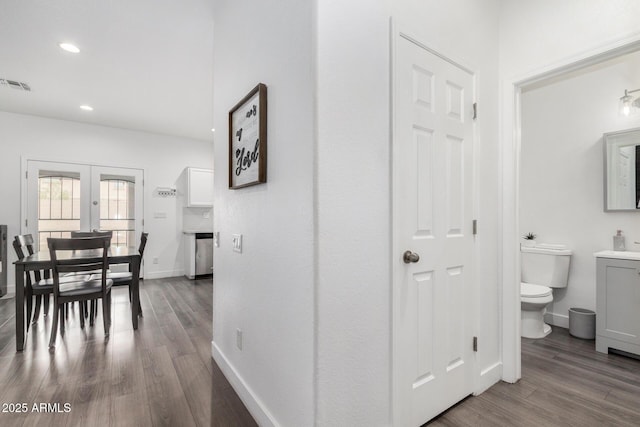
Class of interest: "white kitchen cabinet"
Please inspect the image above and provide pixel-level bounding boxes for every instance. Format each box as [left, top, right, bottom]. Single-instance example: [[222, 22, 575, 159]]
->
[[186, 167, 213, 207], [595, 253, 640, 356]]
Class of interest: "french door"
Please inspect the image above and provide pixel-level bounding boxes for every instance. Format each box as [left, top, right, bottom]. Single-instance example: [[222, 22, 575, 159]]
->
[[24, 160, 143, 253]]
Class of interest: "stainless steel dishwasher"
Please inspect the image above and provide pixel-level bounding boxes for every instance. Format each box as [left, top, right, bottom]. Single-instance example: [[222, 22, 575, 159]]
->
[[195, 233, 214, 277]]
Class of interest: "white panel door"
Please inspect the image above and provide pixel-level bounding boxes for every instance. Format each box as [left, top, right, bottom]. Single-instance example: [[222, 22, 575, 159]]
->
[[393, 35, 476, 426]]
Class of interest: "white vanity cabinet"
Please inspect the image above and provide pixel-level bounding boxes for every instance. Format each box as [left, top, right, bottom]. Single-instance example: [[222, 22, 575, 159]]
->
[[186, 167, 213, 207], [595, 252, 640, 356]]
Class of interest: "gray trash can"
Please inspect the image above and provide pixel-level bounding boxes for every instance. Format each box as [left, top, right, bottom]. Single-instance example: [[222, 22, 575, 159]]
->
[[568, 308, 595, 339]]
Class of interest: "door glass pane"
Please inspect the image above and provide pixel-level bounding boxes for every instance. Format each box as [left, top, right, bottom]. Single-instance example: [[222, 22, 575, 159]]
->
[[99, 177, 135, 248], [38, 174, 81, 249]]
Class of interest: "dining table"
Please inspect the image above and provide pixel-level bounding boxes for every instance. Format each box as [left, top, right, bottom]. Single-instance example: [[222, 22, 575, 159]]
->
[[13, 246, 141, 351]]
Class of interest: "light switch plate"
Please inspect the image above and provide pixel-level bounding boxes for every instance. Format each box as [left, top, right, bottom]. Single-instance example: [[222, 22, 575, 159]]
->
[[236, 328, 243, 350], [213, 232, 220, 248], [232, 234, 242, 253]]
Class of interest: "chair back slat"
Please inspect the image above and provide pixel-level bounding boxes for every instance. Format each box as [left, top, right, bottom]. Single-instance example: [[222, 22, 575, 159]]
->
[[14, 234, 35, 251], [13, 234, 44, 284], [57, 262, 104, 273], [71, 230, 113, 239]]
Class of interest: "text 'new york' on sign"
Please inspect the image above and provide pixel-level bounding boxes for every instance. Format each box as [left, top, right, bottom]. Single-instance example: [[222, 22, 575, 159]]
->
[[228, 83, 267, 189]]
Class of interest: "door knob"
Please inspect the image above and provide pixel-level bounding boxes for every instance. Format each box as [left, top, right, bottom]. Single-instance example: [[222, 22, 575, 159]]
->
[[403, 250, 420, 264], [93, 201, 98, 206]]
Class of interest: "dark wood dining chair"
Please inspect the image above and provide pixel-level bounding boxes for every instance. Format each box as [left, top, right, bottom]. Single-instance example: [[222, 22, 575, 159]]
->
[[91, 232, 148, 317], [69, 230, 113, 325], [13, 235, 90, 329], [47, 236, 113, 349], [12, 235, 50, 329]]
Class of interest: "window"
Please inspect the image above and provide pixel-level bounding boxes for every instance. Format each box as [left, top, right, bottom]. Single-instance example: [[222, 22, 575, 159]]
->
[[38, 175, 81, 248], [100, 179, 135, 248]]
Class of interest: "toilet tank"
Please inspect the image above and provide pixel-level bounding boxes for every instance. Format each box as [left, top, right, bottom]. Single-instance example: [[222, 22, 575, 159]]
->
[[521, 245, 572, 288]]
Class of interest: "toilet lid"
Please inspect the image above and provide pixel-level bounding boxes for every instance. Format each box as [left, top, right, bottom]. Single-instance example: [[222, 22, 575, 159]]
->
[[521, 282, 552, 298]]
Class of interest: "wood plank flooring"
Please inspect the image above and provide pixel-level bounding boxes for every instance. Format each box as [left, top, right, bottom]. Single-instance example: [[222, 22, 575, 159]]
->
[[0, 277, 257, 427], [3, 279, 639, 427], [428, 327, 640, 426]]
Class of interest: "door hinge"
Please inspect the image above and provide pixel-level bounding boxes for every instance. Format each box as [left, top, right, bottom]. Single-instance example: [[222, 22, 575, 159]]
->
[[473, 102, 477, 120], [25, 219, 28, 227], [472, 219, 478, 235], [473, 336, 478, 352], [25, 171, 28, 179], [142, 219, 144, 226]]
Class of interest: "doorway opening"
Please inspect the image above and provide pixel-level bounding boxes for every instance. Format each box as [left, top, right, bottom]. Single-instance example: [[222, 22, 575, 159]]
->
[[507, 38, 640, 381]]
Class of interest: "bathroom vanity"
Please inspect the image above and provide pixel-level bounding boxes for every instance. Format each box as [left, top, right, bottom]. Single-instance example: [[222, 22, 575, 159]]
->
[[594, 251, 640, 356]]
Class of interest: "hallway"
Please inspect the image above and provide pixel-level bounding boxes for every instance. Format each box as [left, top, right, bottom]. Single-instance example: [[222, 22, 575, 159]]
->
[[0, 277, 256, 426]]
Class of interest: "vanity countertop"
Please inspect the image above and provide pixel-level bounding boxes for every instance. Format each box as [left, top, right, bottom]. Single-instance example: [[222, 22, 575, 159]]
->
[[594, 250, 640, 261]]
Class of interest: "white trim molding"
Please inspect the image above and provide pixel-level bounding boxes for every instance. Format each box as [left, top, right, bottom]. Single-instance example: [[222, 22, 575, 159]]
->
[[212, 341, 279, 427], [500, 31, 640, 383]]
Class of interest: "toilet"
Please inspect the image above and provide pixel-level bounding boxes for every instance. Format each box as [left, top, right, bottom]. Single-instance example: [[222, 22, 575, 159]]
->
[[520, 244, 572, 339]]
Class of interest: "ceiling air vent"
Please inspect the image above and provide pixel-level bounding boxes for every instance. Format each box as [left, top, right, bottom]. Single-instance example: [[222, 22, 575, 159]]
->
[[0, 79, 31, 91]]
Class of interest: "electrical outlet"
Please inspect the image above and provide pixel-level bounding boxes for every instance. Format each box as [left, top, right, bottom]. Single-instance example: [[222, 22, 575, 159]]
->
[[152, 257, 159, 264], [232, 234, 242, 253], [236, 329, 243, 350]]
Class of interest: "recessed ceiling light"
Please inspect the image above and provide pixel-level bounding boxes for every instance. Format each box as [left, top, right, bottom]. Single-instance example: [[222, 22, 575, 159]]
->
[[59, 42, 80, 53], [211, 128, 215, 132], [80, 105, 93, 111]]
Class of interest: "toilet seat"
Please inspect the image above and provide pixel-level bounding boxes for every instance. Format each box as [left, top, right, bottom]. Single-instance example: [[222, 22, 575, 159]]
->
[[520, 282, 552, 298]]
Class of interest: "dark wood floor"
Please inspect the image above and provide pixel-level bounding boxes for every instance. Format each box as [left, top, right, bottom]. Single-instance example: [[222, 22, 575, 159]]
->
[[0, 277, 257, 427], [429, 327, 640, 426], [4, 282, 639, 427]]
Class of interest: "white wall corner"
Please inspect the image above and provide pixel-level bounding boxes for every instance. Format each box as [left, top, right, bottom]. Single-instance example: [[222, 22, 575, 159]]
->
[[212, 341, 280, 427]]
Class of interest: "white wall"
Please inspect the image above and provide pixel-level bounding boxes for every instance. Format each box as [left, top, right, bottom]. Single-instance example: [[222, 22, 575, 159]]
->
[[211, 0, 502, 425], [499, 0, 640, 380], [211, 0, 315, 426], [0, 111, 213, 291], [500, 0, 640, 79], [521, 53, 640, 327], [315, 1, 392, 424]]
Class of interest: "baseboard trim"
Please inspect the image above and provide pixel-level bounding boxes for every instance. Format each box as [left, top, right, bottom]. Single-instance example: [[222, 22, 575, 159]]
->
[[211, 341, 279, 427], [3, 285, 15, 298], [476, 361, 502, 394], [144, 269, 183, 280], [544, 311, 569, 329]]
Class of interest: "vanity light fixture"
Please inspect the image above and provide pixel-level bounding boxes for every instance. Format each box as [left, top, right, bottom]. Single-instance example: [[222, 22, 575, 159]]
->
[[620, 88, 640, 116], [58, 42, 80, 54], [79, 105, 93, 111]]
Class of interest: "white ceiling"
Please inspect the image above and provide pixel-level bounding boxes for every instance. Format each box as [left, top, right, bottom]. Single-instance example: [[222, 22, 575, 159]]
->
[[0, 0, 214, 142]]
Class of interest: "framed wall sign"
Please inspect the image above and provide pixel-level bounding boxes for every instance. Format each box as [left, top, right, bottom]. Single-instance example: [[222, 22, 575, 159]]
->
[[229, 83, 267, 189]]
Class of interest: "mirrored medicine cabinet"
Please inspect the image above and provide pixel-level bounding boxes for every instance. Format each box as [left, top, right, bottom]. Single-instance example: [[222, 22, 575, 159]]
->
[[604, 127, 640, 211]]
